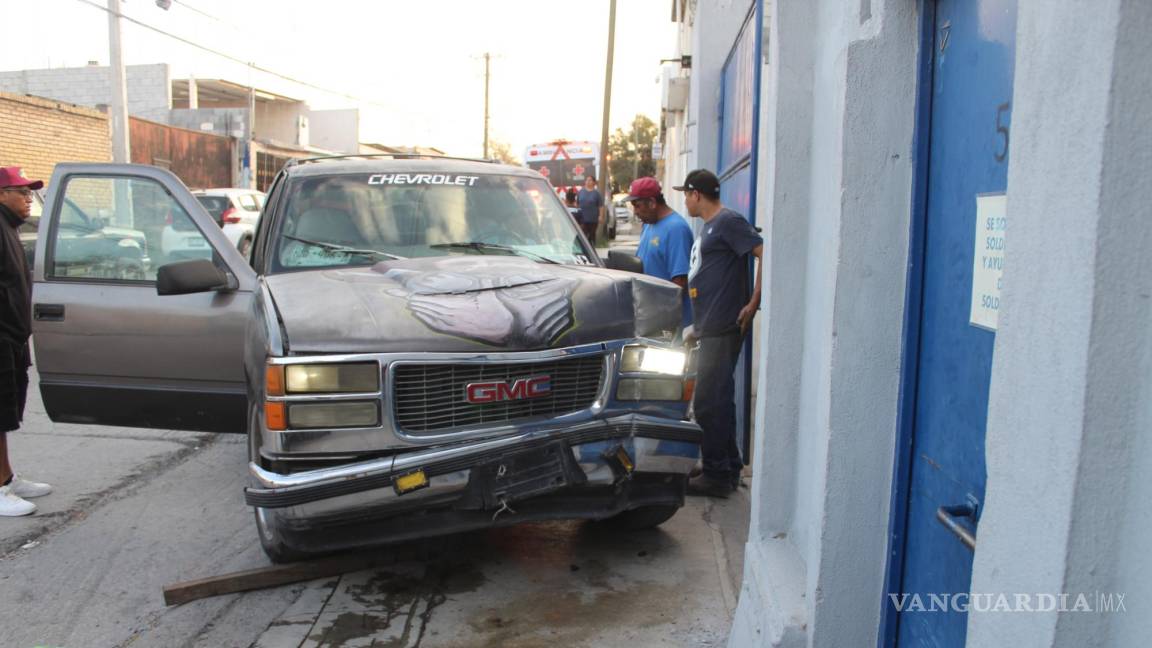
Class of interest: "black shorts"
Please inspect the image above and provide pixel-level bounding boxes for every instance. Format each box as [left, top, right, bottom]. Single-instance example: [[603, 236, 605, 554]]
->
[[0, 341, 31, 433]]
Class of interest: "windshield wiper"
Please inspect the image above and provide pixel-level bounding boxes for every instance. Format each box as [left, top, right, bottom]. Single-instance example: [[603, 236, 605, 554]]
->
[[283, 234, 407, 260], [428, 241, 559, 264]]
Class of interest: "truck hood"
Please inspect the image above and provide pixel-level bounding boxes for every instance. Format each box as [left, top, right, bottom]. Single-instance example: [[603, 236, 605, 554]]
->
[[265, 256, 682, 354]]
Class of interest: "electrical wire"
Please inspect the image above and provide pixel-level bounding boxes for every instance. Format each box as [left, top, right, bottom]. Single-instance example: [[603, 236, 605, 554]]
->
[[170, 0, 228, 24], [73, 0, 393, 109]]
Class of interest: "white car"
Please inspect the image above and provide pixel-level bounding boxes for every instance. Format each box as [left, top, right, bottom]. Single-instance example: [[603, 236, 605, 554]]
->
[[161, 188, 265, 260]]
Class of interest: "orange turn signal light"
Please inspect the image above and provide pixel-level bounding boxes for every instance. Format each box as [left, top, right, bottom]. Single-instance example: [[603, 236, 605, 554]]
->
[[265, 402, 287, 430], [266, 365, 285, 397], [682, 379, 696, 403]]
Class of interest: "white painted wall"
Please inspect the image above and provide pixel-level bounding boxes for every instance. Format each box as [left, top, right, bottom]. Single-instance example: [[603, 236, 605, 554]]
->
[[660, 67, 689, 217], [968, 0, 1152, 644], [730, 0, 918, 645], [0, 63, 171, 122]]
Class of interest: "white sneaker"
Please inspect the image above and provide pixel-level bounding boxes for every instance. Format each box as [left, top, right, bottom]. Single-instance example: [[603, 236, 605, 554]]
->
[[9, 474, 52, 499], [0, 485, 36, 516]]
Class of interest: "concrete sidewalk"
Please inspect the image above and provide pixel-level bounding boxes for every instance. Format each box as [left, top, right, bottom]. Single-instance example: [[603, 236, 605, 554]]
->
[[1, 363, 752, 647]]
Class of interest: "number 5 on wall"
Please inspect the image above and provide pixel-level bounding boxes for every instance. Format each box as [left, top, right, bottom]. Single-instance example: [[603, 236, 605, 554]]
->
[[995, 102, 1011, 163]]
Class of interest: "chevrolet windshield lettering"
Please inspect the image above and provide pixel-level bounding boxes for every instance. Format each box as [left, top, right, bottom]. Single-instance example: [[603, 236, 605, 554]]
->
[[31, 158, 701, 562]]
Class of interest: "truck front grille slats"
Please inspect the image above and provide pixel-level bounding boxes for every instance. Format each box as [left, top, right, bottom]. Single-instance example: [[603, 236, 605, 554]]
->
[[392, 355, 605, 433]]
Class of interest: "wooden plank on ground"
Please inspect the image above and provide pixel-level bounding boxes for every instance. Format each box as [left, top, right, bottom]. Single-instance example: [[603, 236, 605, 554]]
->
[[162, 552, 386, 606]]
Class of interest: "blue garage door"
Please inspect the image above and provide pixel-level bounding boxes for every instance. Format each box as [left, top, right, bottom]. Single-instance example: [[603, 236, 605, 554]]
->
[[889, 0, 1017, 645], [717, 0, 763, 462]]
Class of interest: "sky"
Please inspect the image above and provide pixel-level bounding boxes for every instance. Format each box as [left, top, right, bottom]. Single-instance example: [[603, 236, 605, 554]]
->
[[2, 0, 678, 159]]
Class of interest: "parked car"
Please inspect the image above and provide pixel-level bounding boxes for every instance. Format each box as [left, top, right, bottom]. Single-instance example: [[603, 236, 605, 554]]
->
[[161, 188, 265, 260], [613, 195, 632, 224], [32, 160, 700, 563], [20, 188, 151, 280]]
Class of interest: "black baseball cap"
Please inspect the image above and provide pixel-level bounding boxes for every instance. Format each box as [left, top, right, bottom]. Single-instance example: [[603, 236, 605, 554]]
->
[[672, 168, 720, 198]]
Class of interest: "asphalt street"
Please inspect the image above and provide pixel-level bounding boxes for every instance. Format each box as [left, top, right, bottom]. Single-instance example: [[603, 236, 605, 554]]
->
[[0, 315, 751, 648]]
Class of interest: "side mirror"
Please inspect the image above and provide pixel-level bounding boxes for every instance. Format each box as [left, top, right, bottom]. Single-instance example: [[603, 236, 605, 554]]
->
[[156, 259, 230, 295], [606, 248, 643, 274]]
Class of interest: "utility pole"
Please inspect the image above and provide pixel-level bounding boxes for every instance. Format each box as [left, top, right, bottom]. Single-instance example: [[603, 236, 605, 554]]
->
[[108, 0, 130, 163], [482, 52, 491, 158], [632, 121, 639, 182], [597, 0, 617, 242]]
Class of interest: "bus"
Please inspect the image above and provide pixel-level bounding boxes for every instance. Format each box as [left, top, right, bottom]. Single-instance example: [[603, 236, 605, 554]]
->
[[523, 140, 600, 195]]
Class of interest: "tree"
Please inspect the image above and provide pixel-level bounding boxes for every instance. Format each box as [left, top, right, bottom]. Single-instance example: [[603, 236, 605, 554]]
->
[[608, 114, 659, 194], [488, 140, 520, 165]]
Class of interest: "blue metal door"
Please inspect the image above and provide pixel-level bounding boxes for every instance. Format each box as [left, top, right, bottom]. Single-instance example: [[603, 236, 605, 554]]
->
[[894, 0, 1017, 645], [717, 0, 763, 463]]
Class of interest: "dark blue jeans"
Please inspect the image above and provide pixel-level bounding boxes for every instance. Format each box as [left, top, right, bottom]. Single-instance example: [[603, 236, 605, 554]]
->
[[694, 330, 744, 480]]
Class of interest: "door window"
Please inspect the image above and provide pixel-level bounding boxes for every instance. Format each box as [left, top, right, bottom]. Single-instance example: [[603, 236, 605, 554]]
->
[[48, 176, 215, 282]]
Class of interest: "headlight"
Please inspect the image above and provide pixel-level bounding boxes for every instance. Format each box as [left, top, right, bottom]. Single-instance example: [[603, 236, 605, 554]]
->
[[616, 378, 684, 401], [288, 402, 379, 428], [620, 345, 686, 375], [284, 363, 379, 393]]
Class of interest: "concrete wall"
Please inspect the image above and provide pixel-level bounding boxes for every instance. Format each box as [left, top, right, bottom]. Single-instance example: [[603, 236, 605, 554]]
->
[[0, 63, 171, 123], [729, 0, 919, 645], [168, 108, 249, 140], [0, 92, 111, 184], [254, 101, 308, 147], [309, 109, 360, 154], [968, 0, 1152, 644]]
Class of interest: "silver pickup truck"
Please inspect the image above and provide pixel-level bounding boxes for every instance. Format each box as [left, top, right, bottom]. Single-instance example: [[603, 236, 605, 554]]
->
[[30, 158, 701, 562]]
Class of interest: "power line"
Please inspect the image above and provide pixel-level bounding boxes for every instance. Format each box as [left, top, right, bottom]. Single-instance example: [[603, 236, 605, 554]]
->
[[73, 0, 393, 110], [170, 0, 228, 24]]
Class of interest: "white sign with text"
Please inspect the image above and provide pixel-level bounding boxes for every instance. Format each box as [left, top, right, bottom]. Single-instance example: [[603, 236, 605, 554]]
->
[[970, 193, 1007, 331]]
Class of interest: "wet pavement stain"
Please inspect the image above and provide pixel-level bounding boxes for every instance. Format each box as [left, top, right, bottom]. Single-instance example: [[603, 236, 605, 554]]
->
[[297, 518, 723, 647], [311, 611, 402, 647], [307, 562, 485, 647], [461, 581, 684, 647]]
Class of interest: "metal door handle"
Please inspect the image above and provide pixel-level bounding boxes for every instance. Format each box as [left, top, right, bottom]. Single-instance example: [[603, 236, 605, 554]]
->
[[33, 303, 65, 321], [936, 504, 977, 550]]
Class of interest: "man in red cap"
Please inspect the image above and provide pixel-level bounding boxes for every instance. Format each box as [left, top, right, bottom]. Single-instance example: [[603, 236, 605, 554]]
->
[[0, 166, 53, 516], [627, 177, 693, 329]]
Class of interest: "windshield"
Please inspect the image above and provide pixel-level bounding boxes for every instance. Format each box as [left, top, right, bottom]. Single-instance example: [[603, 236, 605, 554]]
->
[[270, 172, 595, 272]]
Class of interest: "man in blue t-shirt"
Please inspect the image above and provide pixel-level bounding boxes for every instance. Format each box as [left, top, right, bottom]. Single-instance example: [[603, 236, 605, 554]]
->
[[627, 177, 693, 329], [674, 168, 764, 498], [576, 176, 604, 246]]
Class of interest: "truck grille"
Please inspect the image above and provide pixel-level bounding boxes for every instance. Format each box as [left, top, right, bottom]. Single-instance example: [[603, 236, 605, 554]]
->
[[392, 354, 605, 433]]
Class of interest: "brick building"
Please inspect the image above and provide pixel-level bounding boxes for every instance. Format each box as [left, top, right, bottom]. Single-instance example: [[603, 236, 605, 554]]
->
[[0, 91, 111, 183]]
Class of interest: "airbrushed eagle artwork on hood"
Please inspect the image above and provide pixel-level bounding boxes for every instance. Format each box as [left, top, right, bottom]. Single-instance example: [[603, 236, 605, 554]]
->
[[381, 258, 578, 347]]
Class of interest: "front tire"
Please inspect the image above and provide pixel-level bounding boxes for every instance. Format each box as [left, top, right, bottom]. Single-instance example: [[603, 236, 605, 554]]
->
[[254, 507, 309, 564]]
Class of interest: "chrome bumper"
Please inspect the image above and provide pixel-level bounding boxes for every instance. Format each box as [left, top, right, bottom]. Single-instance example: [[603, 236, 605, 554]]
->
[[244, 413, 700, 511]]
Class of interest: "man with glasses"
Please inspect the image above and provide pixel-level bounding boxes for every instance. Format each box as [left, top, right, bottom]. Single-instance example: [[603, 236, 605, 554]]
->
[[0, 167, 52, 516], [628, 177, 693, 329], [674, 168, 763, 498]]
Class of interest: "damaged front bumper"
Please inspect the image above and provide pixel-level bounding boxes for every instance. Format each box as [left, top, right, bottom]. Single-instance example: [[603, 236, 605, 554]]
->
[[245, 413, 700, 550]]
